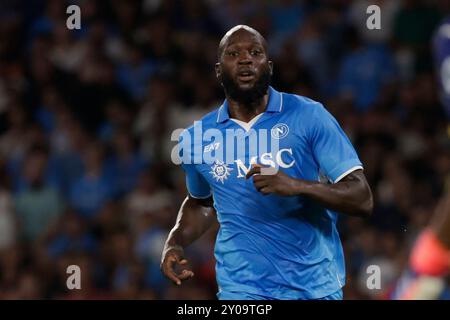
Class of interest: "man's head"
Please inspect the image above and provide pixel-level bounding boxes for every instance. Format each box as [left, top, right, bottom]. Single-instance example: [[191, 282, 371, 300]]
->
[[215, 25, 273, 105]]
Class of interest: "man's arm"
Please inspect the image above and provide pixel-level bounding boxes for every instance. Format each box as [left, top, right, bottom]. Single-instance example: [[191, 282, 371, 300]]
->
[[390, 191, 450, 300], [246, 166, 373, 218], [429, 190, 450, 248], [408, 190, 450, 277], [161, 195, 217, 285]]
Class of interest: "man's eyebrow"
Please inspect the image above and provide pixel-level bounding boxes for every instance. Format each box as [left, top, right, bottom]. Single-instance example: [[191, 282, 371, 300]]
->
[[224, 42, 264, 49]]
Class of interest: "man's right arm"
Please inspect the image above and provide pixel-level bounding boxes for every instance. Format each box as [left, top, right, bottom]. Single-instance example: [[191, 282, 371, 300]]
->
[[161, 195, 217, 285]]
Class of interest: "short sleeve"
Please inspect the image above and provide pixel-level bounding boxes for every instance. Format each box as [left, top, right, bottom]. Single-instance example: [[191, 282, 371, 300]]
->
[[178, 129, 211, 199], [181, 163, 212, 199], [308, 103, 363, 183]]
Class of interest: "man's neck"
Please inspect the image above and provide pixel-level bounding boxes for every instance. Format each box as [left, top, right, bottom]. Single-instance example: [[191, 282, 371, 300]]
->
[[226, 93, 269, 123]]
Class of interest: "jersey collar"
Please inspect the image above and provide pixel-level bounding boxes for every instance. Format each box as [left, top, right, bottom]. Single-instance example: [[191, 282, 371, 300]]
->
[[216, 86, 283, 123]]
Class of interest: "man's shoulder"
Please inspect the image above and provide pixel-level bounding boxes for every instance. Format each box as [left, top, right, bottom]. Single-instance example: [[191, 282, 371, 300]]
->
[[281, 91, 325, 115]]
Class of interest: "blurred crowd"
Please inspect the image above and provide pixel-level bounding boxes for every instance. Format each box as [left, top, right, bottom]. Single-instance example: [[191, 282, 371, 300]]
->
[[0, 0, 449, 299]]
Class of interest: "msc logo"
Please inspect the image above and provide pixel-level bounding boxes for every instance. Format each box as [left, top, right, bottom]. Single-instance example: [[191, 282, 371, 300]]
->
[[210, 160, 233, 183], [235, 148, 295, 178], [271, 123, 289, 139], [209, 149, 295, 182]]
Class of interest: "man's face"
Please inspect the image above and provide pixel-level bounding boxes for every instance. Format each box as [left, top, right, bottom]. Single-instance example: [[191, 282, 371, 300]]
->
[[216, 29, 273, 104]]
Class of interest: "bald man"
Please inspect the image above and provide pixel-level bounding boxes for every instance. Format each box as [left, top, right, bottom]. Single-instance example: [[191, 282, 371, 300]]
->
[[161, 25, 373, 300]]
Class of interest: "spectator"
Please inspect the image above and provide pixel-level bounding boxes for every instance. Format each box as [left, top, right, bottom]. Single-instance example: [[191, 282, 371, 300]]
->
[[106, 130, 148, 196], [69, 142, 114, 219], [337, 27, 397, 112], [116, 41, 155, 102], [14, 145, 64, 242], [0, 163, 16, 251], [46, 210, 98, 259]]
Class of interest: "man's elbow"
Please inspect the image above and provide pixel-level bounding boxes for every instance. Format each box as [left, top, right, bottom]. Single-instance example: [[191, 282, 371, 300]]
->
[[358, 188, 374, 218], [340, 171, 373, 218]]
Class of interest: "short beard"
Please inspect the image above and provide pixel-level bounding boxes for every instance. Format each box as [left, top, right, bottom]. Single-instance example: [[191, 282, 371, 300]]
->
[[220, 67, 271, 109]]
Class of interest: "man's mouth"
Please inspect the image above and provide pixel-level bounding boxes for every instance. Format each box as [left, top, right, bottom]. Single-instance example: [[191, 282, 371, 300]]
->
[[237, 70, 255, 82]]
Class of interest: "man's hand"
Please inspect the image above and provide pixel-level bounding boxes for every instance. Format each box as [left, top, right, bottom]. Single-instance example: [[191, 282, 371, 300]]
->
[[160, 245, 194, 286], [246, 166, 373, 217], [245, 164, 302, 196]]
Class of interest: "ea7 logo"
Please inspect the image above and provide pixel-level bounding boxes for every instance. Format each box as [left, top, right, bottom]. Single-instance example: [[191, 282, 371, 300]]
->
[[204, 142, 220, 153]]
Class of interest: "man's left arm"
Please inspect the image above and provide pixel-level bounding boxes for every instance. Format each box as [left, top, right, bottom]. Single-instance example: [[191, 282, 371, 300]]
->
[[247, 102, 373, 218], [246, 166, 373, 217]]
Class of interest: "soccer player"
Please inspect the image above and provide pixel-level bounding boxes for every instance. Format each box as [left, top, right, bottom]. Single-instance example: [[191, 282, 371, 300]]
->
[[161, 25, 373, 300], [388, 19, 450, 299], [389, 190, 450, 299]]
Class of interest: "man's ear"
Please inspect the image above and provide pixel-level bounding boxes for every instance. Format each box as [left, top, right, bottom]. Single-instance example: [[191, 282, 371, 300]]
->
[[268, 60, 274, 76], [215, 63, 221, 80]]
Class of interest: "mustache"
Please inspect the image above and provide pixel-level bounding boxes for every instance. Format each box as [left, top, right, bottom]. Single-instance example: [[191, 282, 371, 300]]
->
[[220, 66, 271, 104], [236, 68, 256, 76]]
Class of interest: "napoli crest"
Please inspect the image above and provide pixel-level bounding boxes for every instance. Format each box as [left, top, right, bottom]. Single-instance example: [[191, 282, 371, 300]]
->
[[271, 123, 289, 139]]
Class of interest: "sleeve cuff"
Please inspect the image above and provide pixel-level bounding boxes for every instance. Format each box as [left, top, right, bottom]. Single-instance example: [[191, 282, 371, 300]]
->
[[328, 159, 364, 183], [188, 191, 213, 199]]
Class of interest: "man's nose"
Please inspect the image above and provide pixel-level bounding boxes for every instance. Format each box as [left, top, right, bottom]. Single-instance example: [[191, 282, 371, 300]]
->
[[238, 52, 252, 65]]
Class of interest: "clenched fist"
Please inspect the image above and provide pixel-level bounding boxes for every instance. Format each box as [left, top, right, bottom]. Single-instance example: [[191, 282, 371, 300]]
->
[[246, 164, 303, 196]]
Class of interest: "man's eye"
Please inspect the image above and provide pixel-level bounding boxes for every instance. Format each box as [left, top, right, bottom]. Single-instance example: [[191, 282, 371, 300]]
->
[[227, 51, 238, 57], [250, 50, 262, 56]]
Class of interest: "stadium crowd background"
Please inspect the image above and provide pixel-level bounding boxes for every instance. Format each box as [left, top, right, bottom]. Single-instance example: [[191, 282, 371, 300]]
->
[[0, 0, 448, 299]]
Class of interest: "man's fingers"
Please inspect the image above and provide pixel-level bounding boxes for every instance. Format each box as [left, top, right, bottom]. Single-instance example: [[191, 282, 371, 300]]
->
[[162, 254, 195, 285], [162, 254, 190, 285], [178, 269, 195, 280], [252, 174, 267, 183], [245, 165, 261, 179], [163, 255, 177, 268], [252, 177, 272, 194], [260, 186, 272, 195], [254, 180, 268, 190], [177, 259, 194, 280], [246, 164, 275, 179], [179, 259, 188, 265], [162, 259, 182, 285], [167, 270, 182, 285]]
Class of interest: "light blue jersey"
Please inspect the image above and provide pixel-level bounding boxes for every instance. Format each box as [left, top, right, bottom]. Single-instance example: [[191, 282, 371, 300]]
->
[[178, 86, 363, 300]]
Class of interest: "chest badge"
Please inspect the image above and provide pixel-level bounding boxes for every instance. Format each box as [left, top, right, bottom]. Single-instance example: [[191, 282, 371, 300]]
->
[[210, 160, 233, 183], [271, 123, 289, 139]]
